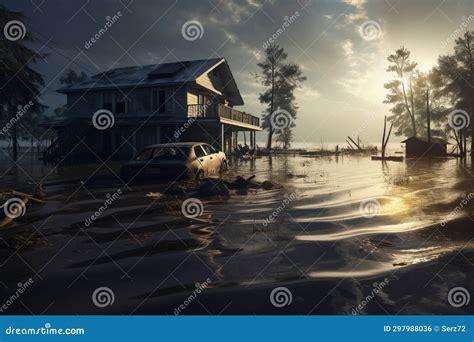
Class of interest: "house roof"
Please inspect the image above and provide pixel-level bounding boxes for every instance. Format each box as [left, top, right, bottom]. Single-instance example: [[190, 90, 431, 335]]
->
[[401, 136, 448, 144], [57, 58, 244, 105]]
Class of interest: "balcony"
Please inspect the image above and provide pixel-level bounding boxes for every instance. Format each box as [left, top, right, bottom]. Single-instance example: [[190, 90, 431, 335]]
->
[[187, 104, 260, 127]]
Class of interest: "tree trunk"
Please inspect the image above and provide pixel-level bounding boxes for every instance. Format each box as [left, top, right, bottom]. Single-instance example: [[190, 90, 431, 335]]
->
[[409, 77, 417, 137], [267, 64, 276, 150], [400, 70, 416, 137], [471, 103, 474, 156], [426, 89, 431, 143], [12, 121, 18, 162], [267, 128, 274, 150]]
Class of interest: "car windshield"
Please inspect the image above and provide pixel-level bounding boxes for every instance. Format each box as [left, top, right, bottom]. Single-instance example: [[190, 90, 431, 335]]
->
[[135, 148, 154, 160], [151, 146, 190, 160]]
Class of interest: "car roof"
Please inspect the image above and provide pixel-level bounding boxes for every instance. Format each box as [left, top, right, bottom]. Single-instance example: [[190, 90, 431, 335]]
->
[[144, 142, 210, 148]]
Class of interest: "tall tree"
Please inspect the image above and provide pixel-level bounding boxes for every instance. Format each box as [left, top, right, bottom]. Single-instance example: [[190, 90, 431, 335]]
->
[[276, 127, 293, 149], [255, 45, 305, 149], [54, 69, 87, 115], [412, 70, 447, 140], [384, 47, 418, 137], [436, 31, 474, 155], [0, 5, 45, 161]]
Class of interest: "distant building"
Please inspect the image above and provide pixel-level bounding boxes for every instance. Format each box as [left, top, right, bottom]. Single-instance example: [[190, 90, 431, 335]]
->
[[43, 58, 261, 163], [401, 136, 447, 158]]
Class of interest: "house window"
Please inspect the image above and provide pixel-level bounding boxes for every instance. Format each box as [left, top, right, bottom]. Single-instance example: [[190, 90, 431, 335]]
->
[[158, 90, 166, 113], [152, 89, 173, 113], [116, 94, 126, 114], [133, 89, 150, 114], [103, 92, 114, 111]]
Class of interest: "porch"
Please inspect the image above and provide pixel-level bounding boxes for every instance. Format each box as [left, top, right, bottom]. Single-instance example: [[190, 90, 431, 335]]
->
[[185, 104, 261, 155]]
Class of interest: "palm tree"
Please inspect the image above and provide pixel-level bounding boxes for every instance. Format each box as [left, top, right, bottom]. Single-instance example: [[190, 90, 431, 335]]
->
[[0, 5, 45, 161]]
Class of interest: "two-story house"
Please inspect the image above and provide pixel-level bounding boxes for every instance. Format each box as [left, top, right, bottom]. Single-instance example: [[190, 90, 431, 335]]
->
[[43, 58, 261, 163]]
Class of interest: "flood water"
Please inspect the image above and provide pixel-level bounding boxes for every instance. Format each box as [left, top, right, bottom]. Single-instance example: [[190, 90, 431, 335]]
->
[[0, 153, 473, 314]]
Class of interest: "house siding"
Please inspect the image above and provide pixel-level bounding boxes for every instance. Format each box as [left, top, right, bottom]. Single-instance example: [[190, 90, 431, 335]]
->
[[65, 86, 188, 118]]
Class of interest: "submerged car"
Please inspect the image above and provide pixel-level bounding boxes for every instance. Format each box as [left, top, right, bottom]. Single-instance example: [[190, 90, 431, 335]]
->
[[120, 142, 228, 181]]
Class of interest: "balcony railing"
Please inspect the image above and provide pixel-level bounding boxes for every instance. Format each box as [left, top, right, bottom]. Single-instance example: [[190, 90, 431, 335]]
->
[[187, 104, 260, 127]]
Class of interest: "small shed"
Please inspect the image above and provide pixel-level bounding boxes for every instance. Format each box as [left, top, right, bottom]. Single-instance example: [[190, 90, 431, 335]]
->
[[401, 137, 447, 158]]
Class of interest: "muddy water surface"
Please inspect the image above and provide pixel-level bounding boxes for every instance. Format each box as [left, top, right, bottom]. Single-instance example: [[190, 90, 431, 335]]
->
[[0, 155, 473, 314]]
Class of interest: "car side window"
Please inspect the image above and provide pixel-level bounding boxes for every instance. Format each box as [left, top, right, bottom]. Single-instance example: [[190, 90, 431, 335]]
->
[[202, 144, 215, 154], [135, 148, 154, 160], [194, 146, 206, 158]]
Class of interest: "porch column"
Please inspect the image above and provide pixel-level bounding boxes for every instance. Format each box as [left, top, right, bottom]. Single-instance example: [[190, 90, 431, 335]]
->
[[220, 124, 224, 152]]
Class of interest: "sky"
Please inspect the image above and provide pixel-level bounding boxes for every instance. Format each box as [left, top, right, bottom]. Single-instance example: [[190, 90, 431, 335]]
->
[[2, 0, 474, 144]]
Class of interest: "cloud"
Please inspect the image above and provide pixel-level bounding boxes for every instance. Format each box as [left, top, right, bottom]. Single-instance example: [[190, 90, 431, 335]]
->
[[340, 0, 367, 9], [296, 84, 321, 98]]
